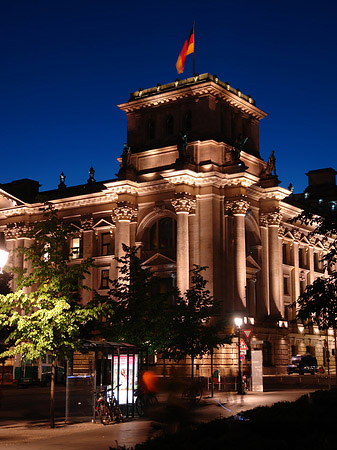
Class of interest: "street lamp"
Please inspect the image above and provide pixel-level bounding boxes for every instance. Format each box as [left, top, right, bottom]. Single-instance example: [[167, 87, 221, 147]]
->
[[0, 238, 9, 274], [234, 317, 244, 395]]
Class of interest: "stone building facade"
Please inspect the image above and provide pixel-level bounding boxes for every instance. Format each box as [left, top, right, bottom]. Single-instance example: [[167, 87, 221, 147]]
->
[[0, 73, 335, 378]]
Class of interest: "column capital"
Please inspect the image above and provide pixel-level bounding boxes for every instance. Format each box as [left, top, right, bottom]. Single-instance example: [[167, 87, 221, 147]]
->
[[225, 198, 250, 216], [114, 201, 138, 222], [4, 222, 31, 239], [80, 215, 94, 231], [260, 208, 282, 227], [171, 192, 195, 214]]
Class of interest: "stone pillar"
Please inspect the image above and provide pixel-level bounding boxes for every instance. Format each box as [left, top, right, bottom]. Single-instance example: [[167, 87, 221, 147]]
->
[[292, 230, 301, 303], [308, 237, 315, 285], [259, 213, 270, 317], [226, 198, 249, 312], [266, 209, 283, 316], [80, 215, 95, 303], [114, 202, 137, 275], [171, 193, 195, 296]]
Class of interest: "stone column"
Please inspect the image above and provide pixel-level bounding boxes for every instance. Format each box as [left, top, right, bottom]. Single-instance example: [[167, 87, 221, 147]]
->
[[114, 202, 137, 276], [226, 198, 249, 312], [171, 193, 195, 296], [292, 229, 301, 303], [259, 213, 270, 317], [308, 237, 315, 285], [80, 215, 95, 303], [266, 209, 283, 316]]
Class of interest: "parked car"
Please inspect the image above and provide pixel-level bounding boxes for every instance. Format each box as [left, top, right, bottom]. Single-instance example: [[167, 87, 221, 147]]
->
[[287, 355, 318, 375]]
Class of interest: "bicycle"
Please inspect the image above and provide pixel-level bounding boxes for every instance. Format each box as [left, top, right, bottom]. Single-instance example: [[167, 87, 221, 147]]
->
[[181, 379, 203, 404], [96, 385, 123, 425], [134, 386, 158, 417]]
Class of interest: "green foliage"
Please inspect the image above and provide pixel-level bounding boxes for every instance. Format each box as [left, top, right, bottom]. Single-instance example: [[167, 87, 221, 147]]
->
[[293, 275, 337, 330], [163, 265, 231, 362], [0, 204, 102, 362], [103, 246, 230, 361], [102, 245, 176, 354]]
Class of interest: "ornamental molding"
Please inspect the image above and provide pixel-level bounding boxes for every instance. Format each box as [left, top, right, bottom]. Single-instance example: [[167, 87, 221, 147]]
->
[[1, 193, 117, 218], [278, 225, 286, 237], [266, 208, 282, 226], [4, 222, 31, 239], [80, 215, 94, 231], [259, 208, 282, 227], [225, 198, 250, 216], [171, 193, 195, 214], [113, 202, 138, 222], [293, 228, 302, 241]]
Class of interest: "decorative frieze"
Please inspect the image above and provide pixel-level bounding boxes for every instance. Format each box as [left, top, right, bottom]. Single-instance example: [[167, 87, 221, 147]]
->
[[293, 228, 302, 241], [171, 193, 195, 214], [114, 202, 138, 222], [4, 222, 31, 239]]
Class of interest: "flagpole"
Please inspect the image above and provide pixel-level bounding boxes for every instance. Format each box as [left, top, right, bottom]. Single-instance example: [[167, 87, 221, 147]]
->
[[193, 21, 195, 76]]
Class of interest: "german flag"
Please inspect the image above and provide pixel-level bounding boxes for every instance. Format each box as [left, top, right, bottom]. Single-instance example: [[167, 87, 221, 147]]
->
[[176, 27, 194, 74]]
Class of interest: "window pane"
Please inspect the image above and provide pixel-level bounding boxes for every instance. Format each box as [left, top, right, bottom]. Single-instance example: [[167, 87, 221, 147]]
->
[[101, 233, 111, 256], [150, 223, 157, 249], [71, 237, 81, 259], [100, 269, 109, 289], [159, 218, 172, 249]]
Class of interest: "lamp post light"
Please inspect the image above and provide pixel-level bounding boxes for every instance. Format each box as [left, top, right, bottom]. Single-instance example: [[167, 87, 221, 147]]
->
[[234, 317, 244, 395], [0, 239, 9, 274]]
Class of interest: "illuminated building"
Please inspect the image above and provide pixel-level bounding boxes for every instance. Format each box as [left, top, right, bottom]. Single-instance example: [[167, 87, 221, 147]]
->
[[0, 74, 335, 379]]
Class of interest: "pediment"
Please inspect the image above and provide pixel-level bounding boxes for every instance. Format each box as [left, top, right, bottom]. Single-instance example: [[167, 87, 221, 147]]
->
[[142, 252, 176, 267], [246, 254, 261, 273], [93, 218, 114, 228], [0, 189, 24, 209]]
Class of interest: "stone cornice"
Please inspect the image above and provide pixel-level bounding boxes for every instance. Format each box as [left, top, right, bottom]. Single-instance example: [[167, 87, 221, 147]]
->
[[118, 74, 267, 121]]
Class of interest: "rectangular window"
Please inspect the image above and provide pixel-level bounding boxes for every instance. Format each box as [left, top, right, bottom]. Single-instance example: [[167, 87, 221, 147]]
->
[[100, 269, 110, 289], [300, 279, 306, 294], [283, 277, 289, 295], [70, 237, 81, 259], [282, 244, 287, 264], [101, 233, 111, 256], [314, 253, 319, 272], [299, 248, 304, 268]]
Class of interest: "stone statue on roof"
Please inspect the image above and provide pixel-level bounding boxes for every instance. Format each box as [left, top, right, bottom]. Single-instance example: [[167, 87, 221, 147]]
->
[[265, 150, 276, 176]]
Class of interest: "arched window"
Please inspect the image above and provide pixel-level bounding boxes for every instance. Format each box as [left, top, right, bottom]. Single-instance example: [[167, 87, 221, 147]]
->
[[165, 115, 174, 136], [149, 217, 176, 250], [184, 111, 192, 132], [147, 119, 155, 140]]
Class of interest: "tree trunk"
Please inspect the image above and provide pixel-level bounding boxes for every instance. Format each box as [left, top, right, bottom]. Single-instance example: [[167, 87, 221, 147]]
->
[[1, 360, 5, 385], [50, 357, 56, 428]]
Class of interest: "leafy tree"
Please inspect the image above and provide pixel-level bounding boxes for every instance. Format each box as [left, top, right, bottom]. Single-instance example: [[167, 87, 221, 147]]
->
[[102, 245, 175, 355], [164, 265, 231, 378], [104, 246, 231, 377], [0, 204, 102, 427], [0, 271, 12, 384]]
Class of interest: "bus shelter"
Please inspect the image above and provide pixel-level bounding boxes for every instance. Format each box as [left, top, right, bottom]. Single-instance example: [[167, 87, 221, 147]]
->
[[65, 340, 146, 423]]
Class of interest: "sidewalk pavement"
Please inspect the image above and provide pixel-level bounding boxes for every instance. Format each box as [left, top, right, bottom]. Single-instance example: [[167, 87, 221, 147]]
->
[[0, 389, 314, 450]]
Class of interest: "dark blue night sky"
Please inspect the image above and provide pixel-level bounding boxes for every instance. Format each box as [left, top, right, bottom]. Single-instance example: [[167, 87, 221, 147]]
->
[[1, 0, 337, 194]]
